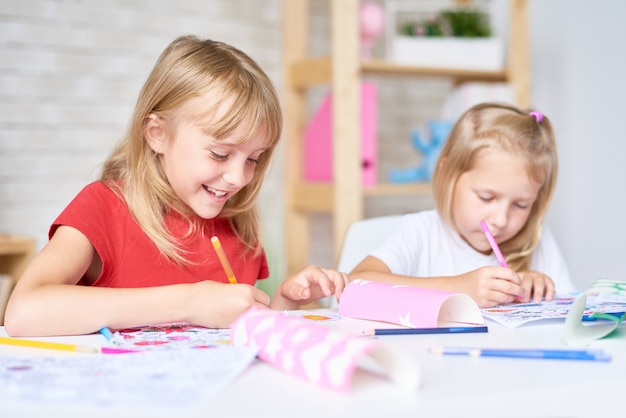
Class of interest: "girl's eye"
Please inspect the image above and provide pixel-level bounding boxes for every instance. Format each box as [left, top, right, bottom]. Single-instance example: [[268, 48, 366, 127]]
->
[[514, 202, 529, 210], [247, 157, 260, 165], [209, 151, 228, 161], [478, 195, 493, 202]]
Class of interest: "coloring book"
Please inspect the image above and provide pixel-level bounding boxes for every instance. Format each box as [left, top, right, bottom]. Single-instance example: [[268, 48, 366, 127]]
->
[[482, 292, 626, 328], [564, 279, 626, 345], [110, 323, 232, 351], [0, 339, 258, 408]]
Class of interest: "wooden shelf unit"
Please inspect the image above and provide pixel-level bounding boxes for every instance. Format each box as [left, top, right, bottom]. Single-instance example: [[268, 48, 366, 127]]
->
[[0, 234, 36, 324], [282, 0, 529, 275], [0, 234, 35, 282]]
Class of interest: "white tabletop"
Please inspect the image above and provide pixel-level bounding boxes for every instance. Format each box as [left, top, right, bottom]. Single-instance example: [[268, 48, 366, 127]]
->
[[2, 312, 625, 418]]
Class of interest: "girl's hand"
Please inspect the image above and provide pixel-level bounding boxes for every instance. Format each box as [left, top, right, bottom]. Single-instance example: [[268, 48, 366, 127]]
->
[[271, 265, 349, 311], [188, 281, 270, 328], [517, 270, 556, 303], [455, 266, 524, 308]]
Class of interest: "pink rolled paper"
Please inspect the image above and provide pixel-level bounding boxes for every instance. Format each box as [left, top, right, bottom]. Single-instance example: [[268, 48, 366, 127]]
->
[[230, 307, 381, 391], [338, 279, 484, 327]]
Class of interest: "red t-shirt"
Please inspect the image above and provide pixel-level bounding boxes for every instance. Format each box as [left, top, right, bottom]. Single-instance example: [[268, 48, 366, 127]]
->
[[50, 182, 269, 288]]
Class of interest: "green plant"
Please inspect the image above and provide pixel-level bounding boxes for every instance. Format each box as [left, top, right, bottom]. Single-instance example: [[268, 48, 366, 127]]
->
[[400, 8, 492, 38]]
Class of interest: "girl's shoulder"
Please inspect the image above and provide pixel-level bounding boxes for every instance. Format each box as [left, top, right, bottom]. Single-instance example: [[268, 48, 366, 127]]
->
[[51, 182, 128, 227], [49, 181, 131, 241], [386, 209, 451, 243], [71, 181, 126, 208], [81, 180, 122, 196]]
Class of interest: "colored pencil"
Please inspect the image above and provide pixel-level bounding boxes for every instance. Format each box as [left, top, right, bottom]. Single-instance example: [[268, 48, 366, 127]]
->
[[0, 336, 139, 354], [480, 220, 508, 267], [0, 336, 99, 353], [211, 236, 238, 284], [100, 346, 141, 354], [429, 347, 611, 362], [363, 326, 488, 336], [99, 327, 115, 342]]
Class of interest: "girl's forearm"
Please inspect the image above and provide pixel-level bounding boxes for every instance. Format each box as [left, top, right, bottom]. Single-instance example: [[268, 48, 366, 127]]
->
[[5, 283, 195, 337], [348, 270, 456, 292]]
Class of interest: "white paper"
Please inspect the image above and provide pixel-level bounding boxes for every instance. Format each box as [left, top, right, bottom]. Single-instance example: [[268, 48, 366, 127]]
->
[[0, 346, 257, 408], [481, 294, 626, 328]]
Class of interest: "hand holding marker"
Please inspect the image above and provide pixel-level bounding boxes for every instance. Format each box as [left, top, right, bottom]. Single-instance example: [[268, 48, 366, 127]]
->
[[480, 220, 524, 300], [480, 220, 508, 267]]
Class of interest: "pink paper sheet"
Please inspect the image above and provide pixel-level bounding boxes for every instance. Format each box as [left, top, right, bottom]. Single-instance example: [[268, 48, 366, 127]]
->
[[230, 307, 417, 392], [338, 279, 484, 327]]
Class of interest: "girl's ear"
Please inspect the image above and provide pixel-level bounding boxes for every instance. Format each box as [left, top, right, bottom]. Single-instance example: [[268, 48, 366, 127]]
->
[[144, 113, 167, 154]]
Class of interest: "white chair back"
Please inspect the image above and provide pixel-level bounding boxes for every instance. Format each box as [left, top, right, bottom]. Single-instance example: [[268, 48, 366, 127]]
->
[[322, 214, 403, 308], [336, 214, 403, 273]]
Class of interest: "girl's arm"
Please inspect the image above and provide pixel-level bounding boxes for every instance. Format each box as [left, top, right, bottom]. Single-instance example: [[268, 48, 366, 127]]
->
[[4, 226, 270, 337], [350, 256, 524, 308]]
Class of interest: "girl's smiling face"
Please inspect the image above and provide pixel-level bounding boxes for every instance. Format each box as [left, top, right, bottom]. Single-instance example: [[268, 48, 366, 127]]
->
[[146, 93, 268, 219], [451, 148, 543, 254]]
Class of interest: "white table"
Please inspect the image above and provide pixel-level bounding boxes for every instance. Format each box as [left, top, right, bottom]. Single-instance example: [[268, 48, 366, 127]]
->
[[2, 313, 625, 418]]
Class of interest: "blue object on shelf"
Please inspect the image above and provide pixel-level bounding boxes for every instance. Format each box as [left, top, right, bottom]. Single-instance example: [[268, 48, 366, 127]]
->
[[389, 120, 453, 183]]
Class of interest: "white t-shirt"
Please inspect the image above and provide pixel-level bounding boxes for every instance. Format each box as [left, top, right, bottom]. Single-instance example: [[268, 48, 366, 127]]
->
[[370, 210, 576, 294]]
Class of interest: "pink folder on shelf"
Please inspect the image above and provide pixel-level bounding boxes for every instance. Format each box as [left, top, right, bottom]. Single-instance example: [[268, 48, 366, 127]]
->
[[230, 307, 420, 392], [304, 82, 377, 186], [338, 279, 484, 327]]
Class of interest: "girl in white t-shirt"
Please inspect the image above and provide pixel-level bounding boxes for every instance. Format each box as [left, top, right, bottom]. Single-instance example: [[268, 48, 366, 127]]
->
[[351, 102, 575, 308]]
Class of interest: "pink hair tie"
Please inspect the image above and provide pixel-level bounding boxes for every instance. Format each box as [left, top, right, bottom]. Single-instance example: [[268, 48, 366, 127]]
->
[[529, 111, 544, 123]]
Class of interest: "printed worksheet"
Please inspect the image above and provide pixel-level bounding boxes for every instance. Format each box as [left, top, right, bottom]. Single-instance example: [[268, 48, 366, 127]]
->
[[0, 345, 258, 408], [1, 324, 259, 408], [481, 293, 626, 328], [110, 323, 233, 351]]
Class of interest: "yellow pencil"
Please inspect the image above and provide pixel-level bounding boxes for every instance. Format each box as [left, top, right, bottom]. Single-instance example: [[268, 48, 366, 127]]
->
[[0, 336, 98, 353], [211, 236, 238, 284]]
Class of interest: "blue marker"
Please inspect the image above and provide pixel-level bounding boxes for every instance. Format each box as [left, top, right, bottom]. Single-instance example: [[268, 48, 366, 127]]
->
[[430, 347, 611, 362], [364, 326, 488, 336], [99, 327, 115, 344]]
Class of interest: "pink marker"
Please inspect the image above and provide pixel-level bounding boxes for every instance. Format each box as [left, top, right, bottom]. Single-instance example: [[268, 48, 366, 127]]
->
[[480, 220, 508, 268], [100, 346, 141, 354]]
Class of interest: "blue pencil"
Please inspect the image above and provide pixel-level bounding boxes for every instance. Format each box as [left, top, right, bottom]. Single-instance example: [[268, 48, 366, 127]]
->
[[430, 347, 611, 362], [363, 326, 488, 336], [99, 327, 115, 343]]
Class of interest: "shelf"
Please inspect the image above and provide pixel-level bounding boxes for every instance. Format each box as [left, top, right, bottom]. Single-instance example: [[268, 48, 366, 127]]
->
[[288, 56, 508, 89], [0, 235, 36, 256], [0, 234, 36, 278], [282, 0, 529, 276], [0, 234, 36, 324], [292, 182, 431, 212]]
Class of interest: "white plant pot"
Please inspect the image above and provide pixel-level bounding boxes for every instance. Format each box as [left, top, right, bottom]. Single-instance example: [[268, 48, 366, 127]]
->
[[390, 36, 505, 71]]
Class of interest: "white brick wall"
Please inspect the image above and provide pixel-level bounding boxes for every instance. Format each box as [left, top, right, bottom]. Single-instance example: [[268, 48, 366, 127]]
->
[[0, 0, 285, 289], [0, 0, 446, 286]]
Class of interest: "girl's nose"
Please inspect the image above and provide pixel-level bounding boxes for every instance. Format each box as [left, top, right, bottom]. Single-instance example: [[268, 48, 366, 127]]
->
[[222, 160, 247, 187], [489, 205, 509, 230]]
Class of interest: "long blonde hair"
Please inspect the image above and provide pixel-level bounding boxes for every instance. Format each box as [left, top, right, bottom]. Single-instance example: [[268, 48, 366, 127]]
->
[[100, 35, 282, 264], [432, 102, 557, 271]]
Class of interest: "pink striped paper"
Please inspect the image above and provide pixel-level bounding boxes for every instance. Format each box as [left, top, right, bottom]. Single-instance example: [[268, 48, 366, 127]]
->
[[338, 279, 484, 327], [230, 307, 380, 391]]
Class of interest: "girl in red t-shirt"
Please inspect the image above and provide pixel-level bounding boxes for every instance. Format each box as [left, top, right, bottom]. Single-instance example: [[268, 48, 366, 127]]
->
[[5, 36, 347, 336]]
